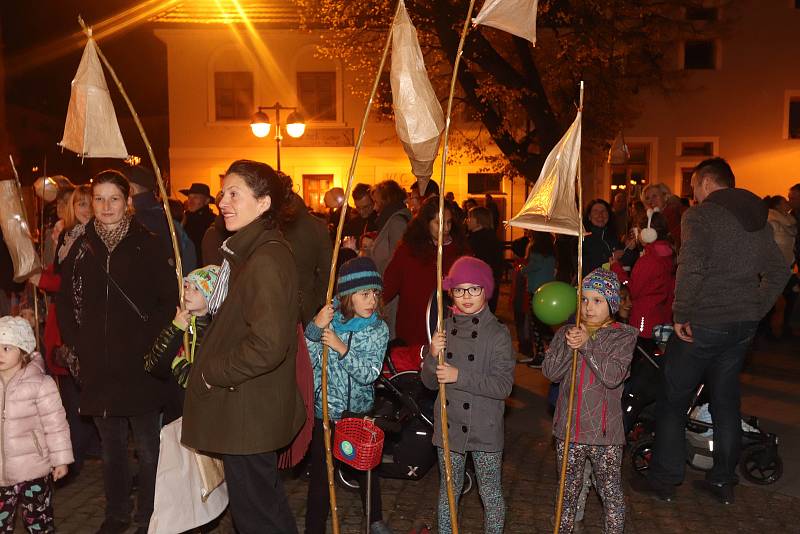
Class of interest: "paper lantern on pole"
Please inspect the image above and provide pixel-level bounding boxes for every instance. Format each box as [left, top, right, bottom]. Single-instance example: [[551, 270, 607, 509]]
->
[[59, 38, 129, 159], [508, 109, 583, 236], [0, 180, 41, 282], [391, 0, 445, 181]]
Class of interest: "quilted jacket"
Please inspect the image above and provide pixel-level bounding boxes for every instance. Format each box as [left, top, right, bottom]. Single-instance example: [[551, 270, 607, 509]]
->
[[0, 354, 74, 486], [305, 319, 389, 421], [543, 322, 637, 446], [144, 315, 211, 387]]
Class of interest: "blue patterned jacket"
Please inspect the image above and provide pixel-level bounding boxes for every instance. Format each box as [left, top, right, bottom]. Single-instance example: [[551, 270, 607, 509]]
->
[[305, 319, 389, 420]]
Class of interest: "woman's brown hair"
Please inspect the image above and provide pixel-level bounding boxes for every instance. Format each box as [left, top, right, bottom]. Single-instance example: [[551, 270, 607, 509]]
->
[[400, 196, 466, 260]]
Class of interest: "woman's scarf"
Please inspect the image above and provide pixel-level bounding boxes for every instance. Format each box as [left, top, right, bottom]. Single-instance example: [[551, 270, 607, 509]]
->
[[207, 240, 234, 315], [57, 223, 86, 264], [94, 214, 132, 253]]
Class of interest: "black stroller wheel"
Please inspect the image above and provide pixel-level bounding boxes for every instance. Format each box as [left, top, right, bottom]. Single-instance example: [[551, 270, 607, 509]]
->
[[630, 437, 655, 476], [739, 444, 783, 485], [462, 469, 474, 496], [336, 466, 360, 491]]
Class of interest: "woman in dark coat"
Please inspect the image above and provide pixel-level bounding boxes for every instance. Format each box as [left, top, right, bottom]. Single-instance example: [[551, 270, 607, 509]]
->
[[582, 199, 621, 277], [57, 170, 177, 534], [182, 160, 305, 534]]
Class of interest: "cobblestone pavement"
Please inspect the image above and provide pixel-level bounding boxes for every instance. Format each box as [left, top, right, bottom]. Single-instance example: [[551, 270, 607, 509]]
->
[[49, 428, 800, 533], [40, 287, 800, 533]]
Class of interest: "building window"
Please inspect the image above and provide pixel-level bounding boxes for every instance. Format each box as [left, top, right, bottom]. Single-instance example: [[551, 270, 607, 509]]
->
[[610, 144, 649, 197], [467, 173, 503, 195], [214, 71, 253, 120], [684, 40, 716, 70], [680, 141, 714, 157], [303, 174, 333, 212], [298, 72, 336, 121], [789, 99, 800, 139], [680, 167, 696, 198]]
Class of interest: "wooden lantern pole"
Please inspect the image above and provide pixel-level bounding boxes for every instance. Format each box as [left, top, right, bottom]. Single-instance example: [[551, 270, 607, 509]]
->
[[436, 0, 479, 531], [553, 81, 585, 534], [318, 3, 402, 532], [77, 16, 184, 302]]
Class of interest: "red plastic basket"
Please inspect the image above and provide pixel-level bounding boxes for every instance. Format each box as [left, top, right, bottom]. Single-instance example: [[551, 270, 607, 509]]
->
[[333, 417, 385, 471]]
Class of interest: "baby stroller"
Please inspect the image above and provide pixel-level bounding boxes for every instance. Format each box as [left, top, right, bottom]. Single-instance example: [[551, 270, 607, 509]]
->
[[625, 339, 783, 485], [336, 344, 474, 495]]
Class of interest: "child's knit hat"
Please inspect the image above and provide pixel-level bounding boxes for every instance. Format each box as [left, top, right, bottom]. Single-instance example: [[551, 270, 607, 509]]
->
[[442, 256, 495, 299], [582, 268, 621, 314], [0, 316, 36, 354], [185, 265, 221, 303], [337, 257, 383, 297]]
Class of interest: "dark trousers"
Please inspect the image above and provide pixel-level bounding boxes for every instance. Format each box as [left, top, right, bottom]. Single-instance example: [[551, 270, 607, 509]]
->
[[650, 321, 758, 486], [0, 475, 54, 533], [222, 451, 297, 534], [306, 419, 382, 534], [57, 374, 100, 473], [93, 411, 161, 527]]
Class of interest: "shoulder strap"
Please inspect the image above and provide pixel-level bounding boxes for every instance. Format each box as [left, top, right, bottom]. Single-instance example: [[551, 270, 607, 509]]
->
[[84, 240, 149, 322]]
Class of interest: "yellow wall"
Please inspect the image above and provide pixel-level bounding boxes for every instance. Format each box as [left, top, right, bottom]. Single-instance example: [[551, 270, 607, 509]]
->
[[611, 0, 800, 199], [154, 27, 530, 240]]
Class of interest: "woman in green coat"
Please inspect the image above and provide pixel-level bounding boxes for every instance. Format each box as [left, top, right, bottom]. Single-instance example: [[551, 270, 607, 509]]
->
[[182, 160, 304, 534]]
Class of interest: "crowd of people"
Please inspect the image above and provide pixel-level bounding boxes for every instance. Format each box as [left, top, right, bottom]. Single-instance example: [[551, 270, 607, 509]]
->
[[0, 156, 796, 534]]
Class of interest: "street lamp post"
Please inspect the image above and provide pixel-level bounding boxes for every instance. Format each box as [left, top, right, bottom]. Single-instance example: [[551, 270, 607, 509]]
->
[[250, 102, 306, 171]]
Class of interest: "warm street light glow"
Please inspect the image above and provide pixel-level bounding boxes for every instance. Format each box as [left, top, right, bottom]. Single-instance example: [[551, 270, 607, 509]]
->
[[250, 111, 271, 138], [286, 111, 306, 138]]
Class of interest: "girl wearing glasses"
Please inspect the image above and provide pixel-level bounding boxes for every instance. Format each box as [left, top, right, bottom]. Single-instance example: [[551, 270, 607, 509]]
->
[[421, 257, 516, 534]]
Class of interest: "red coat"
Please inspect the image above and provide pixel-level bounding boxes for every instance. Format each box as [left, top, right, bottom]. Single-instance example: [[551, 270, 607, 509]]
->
[[611, 240, 675, 339], [37, 266, 68, 376], [383, 241, 468, 346]]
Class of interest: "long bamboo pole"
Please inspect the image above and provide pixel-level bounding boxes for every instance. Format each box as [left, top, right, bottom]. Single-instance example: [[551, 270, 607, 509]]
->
[[553, 82, 584, 534], [319, 4, 401, 532], [436, 1, 478, 532], [77, 17, 184, 302]]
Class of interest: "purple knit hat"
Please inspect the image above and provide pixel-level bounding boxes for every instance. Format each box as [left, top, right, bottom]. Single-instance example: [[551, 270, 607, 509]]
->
[[442, 256, 495, 299]]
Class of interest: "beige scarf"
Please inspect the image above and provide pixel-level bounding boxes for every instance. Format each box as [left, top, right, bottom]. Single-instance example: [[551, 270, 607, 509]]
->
[[94, 213, 132, 252]]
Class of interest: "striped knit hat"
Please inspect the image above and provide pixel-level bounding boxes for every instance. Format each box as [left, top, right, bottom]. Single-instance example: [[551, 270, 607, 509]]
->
[[337, 257, 383, 298], [582, 268, 621, 314]]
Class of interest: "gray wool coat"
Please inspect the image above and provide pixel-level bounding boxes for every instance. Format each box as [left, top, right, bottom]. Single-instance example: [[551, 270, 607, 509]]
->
[[421, 305, 515, 453]]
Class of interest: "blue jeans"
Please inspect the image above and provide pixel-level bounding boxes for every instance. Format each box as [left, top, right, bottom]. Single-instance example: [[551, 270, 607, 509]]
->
[[93, 412, 161, 527], [650, 321, 758, 486]]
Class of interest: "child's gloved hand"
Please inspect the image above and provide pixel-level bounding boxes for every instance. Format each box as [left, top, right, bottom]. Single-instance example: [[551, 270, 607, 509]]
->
[[430, 331, 446, 356], [566, 325, 589, 349], [436, 363, 458, 384], [173, 306, 192, 331], [321, 328, 348, 355], [52, 465, 68, 481], [314, 304, 335, 329]]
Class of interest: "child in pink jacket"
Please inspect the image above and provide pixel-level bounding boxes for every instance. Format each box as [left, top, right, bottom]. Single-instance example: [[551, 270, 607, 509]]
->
[[0, 316, 73, 533]]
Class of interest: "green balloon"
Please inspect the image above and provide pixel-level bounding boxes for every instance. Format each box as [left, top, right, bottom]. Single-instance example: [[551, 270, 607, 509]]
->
[[533, 281, 577, 325]]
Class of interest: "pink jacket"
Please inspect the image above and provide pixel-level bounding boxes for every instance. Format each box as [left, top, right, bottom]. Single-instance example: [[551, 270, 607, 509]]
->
[[612, 240, 676, 339], [0, 354, 73, 486]]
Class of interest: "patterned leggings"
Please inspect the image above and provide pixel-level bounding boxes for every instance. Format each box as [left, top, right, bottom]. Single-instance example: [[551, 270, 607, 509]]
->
[[0, 475, 54, 533], [437, 448, 505, 534], [555, 440, 624, 534]]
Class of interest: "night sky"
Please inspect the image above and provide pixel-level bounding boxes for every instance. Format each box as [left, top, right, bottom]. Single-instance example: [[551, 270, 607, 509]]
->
[[2, 1, 169, 184]]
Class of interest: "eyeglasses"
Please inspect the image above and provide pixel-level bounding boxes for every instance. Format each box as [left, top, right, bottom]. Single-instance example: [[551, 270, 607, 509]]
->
[[451, 286, 484, 297]]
